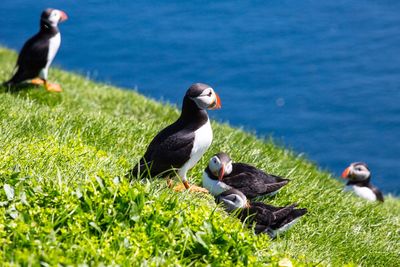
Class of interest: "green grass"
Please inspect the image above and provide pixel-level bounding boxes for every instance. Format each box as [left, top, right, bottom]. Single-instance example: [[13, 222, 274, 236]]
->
[[0, 47, 399, 266]]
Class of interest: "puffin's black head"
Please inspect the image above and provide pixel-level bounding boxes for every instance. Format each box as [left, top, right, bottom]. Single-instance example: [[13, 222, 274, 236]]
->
[[215, 188, 248, 211], [208, 152, 233, 181], [185, 83, 221, 110], [341, 162, 371, 181], [41, 8, 68, 28]]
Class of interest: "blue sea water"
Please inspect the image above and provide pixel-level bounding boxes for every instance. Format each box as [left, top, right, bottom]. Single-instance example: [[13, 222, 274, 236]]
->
[[1, 1, 399, 194]]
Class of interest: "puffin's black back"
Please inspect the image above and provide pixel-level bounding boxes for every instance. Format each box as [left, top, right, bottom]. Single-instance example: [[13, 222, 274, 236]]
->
[[4, 9, 59, 85], [222, 163, 289, 198]]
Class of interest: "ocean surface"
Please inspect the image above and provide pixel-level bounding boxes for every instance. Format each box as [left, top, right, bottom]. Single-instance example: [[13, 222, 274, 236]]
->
[[1, 0, 399, 194]]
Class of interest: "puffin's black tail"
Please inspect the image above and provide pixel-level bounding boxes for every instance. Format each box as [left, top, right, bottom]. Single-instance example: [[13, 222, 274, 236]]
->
[[272, 204, 297, 221], [263, 180, 290, 195], [276, 177, 290, 184], [3, 66, 30, 87], [292, 208, 308, 218], [2, 79, 14, 87], [3, 74, 19, 88], [272, 208, 308, 229]]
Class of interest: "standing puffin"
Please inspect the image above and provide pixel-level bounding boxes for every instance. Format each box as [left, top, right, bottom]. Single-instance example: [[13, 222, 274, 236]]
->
[[3, 8, 68, 92], [216, 188, 307, 238], [341, 162, 384, 202], [203, 152, 290, 198], [127, 83, 221, 192]]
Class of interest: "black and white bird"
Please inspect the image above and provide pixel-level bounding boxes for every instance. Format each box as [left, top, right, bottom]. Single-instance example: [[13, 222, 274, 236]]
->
[[216, 188, 307, 238], [3, 8, 68, 92], [341, 162, 384, 202], [127, 83, 221, 192], [203, 152, 290, 198]]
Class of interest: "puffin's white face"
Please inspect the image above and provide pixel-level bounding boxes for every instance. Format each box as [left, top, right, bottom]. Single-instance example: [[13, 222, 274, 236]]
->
[[342, 163, 371, 181], [48, 9, 68, 27], [208, 155, 233, 180], [191, 87, 221, 110]]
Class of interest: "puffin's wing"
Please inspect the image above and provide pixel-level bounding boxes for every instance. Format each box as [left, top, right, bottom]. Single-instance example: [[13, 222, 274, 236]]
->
[[232, 163, 290, 183], [371, 185, 384, 202], [149, 131, 194, 167], [18, 34, 49, 69], [251, 202, 286, 212], [139, 129, 195, 176], [244, 205, 274, 225], [224, 172, 289, 198], [127, 125, 195, 178], [271, 204, 296, 221], [7, 34, 49, 84], [265, 173, 291, 183], [270, 208, 307, 229], [230, 163, 264, 176]]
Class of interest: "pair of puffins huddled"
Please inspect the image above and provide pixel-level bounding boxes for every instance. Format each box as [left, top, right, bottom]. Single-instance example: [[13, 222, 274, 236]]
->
[[126, 83, 307, 237]]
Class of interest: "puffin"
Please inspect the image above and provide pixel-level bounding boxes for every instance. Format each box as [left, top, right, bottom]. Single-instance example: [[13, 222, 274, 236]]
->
[[3, 8, 68, 92], [215, 188, 307, 238], [203, 152, 290, 198], [341, 162, 384, 202], [126, 83, 221, 192]]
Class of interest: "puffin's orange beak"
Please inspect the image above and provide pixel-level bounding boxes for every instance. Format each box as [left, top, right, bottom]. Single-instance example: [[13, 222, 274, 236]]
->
[[218, 163, 225, 181], [341, 167, 351, 179], [209, 93, 221, 110], [59, 11, 68, 22], [215, 93, 221, 109]]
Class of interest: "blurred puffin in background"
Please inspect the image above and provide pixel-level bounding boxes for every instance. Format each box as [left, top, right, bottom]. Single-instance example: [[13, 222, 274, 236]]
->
[[341, 162, 384, 202], [3, 8, 68, 92], [127, 83, 221, 192], [203, 152, 290, 198], [216, 188, 307, 238]]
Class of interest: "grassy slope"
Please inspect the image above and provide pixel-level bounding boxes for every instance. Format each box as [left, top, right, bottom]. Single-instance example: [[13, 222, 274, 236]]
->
[[0, 47, 399, 266]]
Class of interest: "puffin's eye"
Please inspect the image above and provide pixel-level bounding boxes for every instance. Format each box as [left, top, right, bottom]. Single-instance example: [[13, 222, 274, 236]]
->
[[207, 91, 212, 97]]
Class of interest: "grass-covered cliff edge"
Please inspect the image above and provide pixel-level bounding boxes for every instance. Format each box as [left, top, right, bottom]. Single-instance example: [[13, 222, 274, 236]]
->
[[0, 47, 399, 266]]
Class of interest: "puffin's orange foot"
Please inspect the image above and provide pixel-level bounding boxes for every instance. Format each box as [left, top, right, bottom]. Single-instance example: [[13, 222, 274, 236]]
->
[[30, 78, 44, 85], [45, 83, 63, 92], [173, 183, 209, 193], [173, 183, 186, 192], [188, 185, 209, 193]]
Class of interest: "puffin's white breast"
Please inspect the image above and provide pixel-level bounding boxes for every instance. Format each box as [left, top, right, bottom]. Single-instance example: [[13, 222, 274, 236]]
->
[[178, 119, 213, 178], [202, 171, 232, 196], [46, 33, 61, 68], [40, 33, 61, 80], [345, 185, 377, 201]]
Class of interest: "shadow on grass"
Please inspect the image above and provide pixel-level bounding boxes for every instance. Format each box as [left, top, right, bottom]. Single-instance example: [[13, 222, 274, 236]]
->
[[0, 83, 63, 107]]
